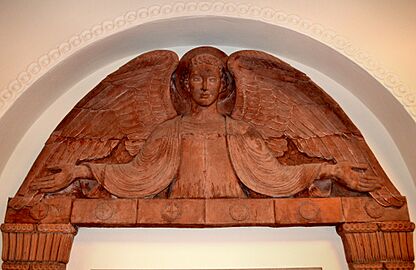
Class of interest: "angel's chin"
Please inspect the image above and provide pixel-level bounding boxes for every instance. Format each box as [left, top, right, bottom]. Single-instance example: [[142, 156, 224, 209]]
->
[[194, 98, 216, 107]]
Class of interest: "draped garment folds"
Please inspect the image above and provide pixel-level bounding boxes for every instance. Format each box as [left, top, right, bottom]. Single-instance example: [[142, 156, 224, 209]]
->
[[87, 116, 322, 198]]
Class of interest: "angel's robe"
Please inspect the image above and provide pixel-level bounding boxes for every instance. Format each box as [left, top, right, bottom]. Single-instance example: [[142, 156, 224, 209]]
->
[[86, 116, 322, 198]]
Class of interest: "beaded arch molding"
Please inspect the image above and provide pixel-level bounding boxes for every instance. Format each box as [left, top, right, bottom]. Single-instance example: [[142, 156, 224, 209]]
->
[[0, 1, 415, 119]]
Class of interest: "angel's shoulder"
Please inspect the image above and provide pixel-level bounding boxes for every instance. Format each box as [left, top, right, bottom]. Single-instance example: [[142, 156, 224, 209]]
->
[[150, 116, 181, 139], [226, 116, 259, 137]]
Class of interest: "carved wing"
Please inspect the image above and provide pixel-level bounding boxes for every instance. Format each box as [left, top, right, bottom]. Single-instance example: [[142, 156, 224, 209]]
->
[[227, 50, 403, 207], [12, 50, 179, 208]]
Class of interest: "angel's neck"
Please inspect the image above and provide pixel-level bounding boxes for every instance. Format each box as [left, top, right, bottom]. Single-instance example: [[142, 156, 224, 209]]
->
[[189, 103, 222, 121]]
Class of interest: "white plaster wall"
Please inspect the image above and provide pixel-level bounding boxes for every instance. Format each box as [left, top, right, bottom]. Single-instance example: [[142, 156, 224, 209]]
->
[[1, 0, 415, 91], [0, 1, 415, 270]]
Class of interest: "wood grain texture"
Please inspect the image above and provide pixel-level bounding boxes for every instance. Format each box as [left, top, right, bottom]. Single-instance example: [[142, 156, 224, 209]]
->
[[1, 224, 76, 269], [337, 222, 415, 269]]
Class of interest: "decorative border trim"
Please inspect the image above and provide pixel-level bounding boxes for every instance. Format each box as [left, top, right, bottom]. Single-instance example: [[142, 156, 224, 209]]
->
[[0, 1, 415, 119]]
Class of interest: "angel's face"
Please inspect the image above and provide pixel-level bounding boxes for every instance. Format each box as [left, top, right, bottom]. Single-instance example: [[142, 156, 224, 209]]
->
[[189, 64, 221, 107]]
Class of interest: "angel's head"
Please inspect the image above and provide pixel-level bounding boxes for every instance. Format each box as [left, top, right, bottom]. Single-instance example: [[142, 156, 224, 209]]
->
[[187, 54, 224, 107], [172, 50, 235, 115]]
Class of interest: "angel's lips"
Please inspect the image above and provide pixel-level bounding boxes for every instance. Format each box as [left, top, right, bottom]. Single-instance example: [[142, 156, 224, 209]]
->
[[199, 94, 210, 99]]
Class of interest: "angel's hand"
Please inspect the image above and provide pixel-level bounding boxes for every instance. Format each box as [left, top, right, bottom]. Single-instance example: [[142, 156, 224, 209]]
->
[[333, 162, 382, 192], [30, 164, 75, 193]]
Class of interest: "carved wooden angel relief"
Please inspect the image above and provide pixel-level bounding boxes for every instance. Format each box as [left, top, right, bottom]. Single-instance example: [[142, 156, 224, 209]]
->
[[1, 47, 414, 270]]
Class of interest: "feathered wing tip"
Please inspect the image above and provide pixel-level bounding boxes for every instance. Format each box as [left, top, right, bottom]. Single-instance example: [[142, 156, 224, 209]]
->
[[227, 49, 404, 207], [10, 50, 180, 209]]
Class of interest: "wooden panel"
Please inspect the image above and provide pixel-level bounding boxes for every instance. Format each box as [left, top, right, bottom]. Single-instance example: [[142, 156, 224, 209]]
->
[[342, 197, 409, 222], [71, 199, 137, 225], [206, 199, 275, 226], [274, 198, 343, 225], [5, 197, 73, 224], [137, 199, 205, 226]]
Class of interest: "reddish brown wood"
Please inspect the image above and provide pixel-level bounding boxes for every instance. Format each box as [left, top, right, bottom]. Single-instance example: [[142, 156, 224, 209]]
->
[[205, 199, 275, 226], [337, 221, 415, 269], [9, 197, 400, 228], [1, 46, 413, 269], [71, 199, 137, 226], [274, 198, 343, 225], [10, 47, 405, 206], [341, 197, 410, 223], [137, 199, 205, 226], [1, 224, 76, 269], [5, 197, 72, 225]]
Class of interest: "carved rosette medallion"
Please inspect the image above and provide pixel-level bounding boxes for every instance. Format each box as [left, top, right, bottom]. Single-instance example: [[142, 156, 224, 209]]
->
[[161, 202, 181, 222], [229, 204, 250, 221], [29, 202, 50, 220], [298, 202, 320, 220], [95, 202, 114, 221], [364, 200, 385, 219]]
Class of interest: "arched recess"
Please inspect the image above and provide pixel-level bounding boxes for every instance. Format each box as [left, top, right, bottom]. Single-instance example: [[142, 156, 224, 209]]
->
[[0, 16, 415, 270]]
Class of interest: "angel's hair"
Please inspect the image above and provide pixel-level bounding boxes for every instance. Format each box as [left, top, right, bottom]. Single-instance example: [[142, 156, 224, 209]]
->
[[172, 53, 236, 116], [189, 53, 225, 74], [182, 53, 227, 94]]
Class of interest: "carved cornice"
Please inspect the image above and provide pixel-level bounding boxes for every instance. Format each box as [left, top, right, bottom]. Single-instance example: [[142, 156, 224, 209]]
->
[[0, 1, 415, 119], [337, 221, 415, 270]]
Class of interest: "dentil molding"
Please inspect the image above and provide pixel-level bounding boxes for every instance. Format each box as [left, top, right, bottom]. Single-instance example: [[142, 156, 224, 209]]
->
[[0, 1, 415, 119]]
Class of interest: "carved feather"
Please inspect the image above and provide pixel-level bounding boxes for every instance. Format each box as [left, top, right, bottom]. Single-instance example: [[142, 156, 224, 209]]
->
[[12, 50, 179, 206], [228, 50, 403, 207]]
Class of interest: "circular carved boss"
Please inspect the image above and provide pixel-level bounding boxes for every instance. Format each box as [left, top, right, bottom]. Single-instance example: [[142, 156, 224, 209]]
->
[[29, 202, 49, 220], [298, 202, 320, 221], [229, 204, 250, 221], [95, 202, 114, 221], [364, 200, 385, 219], [161, 202, 182, 222]]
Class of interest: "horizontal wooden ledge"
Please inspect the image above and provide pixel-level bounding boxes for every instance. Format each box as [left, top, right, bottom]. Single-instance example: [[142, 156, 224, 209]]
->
[[5, 196, 409, 227], [69, 197, 409, 227]]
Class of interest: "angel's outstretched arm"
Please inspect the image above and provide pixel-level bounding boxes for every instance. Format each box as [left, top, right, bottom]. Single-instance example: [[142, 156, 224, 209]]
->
[[322, 162, 381, 192], [10, 50, 180, 209], [227, 118, 380, 197], [30, 164, 93, 193], [30, 117, 181, 198], [227, 117, 318, 196], [84, 117, 181, 198]]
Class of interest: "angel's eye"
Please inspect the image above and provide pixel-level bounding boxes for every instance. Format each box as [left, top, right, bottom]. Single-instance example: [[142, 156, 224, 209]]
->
[[191, 76, 202, 82], [208, 77, 218, 83]]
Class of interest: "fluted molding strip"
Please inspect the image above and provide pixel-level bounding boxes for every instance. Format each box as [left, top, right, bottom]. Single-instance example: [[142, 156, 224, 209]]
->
[[1, 223, 77, 266], [337, 221, 415, 270]]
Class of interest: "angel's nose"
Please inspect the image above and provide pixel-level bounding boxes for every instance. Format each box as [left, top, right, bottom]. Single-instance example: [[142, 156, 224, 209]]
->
[[203, 79, 209, 90]]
